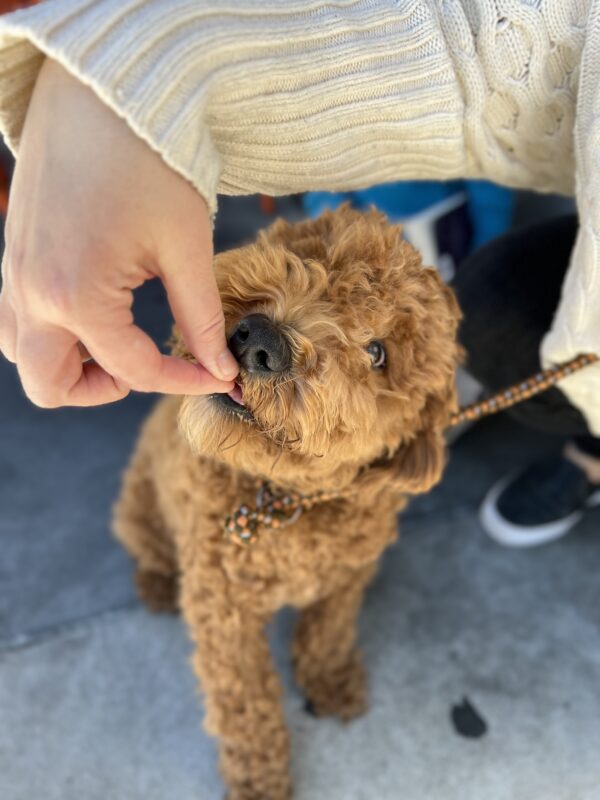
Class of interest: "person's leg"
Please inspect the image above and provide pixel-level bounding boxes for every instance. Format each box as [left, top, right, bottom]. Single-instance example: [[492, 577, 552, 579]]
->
[[452, 214, 600, 546]]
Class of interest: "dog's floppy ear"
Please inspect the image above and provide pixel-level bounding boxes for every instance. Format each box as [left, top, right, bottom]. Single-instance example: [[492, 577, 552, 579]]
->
[[357, 429, 447, 499], [387, 430, 447, 495]]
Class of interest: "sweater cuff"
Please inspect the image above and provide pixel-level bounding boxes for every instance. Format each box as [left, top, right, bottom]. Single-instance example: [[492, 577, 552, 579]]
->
[[0, 0, 222, 214], [0, 0, 465, 218]]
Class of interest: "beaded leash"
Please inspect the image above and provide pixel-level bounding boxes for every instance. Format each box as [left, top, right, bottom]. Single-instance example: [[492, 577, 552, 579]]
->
[[447, 353, 598, 426], [224, 352, 599, 546]]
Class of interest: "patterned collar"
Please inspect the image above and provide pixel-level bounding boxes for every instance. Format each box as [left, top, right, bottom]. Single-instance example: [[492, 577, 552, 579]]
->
[[224, 482, 354, 546]]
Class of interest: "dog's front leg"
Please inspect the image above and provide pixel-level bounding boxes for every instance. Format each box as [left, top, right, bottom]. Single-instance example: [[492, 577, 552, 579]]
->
[[180, 566, 291, 800], [293, 563, 376, 722]]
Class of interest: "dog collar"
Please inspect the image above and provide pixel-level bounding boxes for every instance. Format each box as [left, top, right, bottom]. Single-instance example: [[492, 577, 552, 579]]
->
[[224, 482, 354, 546], [224, 353, 598, 546]]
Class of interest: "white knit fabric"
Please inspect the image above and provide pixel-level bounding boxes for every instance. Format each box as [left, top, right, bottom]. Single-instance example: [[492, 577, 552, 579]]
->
[[0, 0, 598, 430]]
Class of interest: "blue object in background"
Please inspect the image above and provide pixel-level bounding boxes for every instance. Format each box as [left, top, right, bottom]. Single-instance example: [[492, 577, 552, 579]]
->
[[302, 179, 514, 263], [465, 180, 515, 251]]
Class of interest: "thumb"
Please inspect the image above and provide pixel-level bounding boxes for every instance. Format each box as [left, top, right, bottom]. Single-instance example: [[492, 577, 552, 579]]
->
[[160, 232, 238, 384]]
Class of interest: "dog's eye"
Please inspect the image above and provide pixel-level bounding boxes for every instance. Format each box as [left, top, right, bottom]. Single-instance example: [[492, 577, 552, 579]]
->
[[366, 340, 386, 369]]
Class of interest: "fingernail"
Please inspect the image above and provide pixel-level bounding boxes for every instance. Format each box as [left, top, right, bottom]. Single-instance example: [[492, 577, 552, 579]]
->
[[216, 349, 239, 381]]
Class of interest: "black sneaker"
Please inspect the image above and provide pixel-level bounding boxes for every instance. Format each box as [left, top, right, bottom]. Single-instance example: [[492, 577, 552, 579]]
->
[[479, 456, 600, 547]]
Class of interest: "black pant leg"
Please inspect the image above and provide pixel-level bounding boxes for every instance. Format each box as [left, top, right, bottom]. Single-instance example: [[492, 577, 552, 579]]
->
[[451, 214, 594, 439], [573, 435, 600, 458]]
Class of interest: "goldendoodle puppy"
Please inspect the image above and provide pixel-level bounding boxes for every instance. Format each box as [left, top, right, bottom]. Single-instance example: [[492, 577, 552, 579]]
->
[[113, 205, 462, 800]]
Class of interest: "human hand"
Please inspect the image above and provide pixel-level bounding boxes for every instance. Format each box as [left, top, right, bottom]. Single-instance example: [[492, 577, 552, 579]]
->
[[0, 58, 238, 408]]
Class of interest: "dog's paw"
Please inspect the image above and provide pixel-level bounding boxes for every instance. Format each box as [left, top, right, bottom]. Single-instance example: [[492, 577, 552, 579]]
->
[[134, 568, 179, 614], [302, 657, 368, 723]]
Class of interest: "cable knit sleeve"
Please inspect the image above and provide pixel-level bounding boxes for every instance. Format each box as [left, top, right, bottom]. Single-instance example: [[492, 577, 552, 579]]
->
[[0, 0, 467, 216], [540, 0, 600, 435]]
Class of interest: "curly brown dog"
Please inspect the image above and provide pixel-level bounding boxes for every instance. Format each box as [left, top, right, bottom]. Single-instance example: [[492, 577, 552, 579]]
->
[[113, 205, 462, 800]]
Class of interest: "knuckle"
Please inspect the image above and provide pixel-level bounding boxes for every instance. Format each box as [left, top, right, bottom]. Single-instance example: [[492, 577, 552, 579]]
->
[[0, 339, 16, 363], [131, 367, 162, 393], [114, 345, 163, 393], [42, 277, 83, 322], [4, 254, 86, 325], [0, 347, 16, 364], [0, 312, 16, 364], [113, 383, 131, 399], [127, 376, 152, 393], [26, 388, 63, 409], [192, 310, 226, 344], [2, 246, 29, 302], [111, 364, 152, 394]]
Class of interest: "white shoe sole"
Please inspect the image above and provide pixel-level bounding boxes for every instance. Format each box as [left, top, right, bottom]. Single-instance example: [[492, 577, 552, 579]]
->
[[479, 472, 600, 548]]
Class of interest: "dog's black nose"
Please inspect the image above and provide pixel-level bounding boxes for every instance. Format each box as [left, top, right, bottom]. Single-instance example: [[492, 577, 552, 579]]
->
[[228, 314, 291, 374]]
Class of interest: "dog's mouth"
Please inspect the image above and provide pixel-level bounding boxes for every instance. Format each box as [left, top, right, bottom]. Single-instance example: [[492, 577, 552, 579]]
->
[[211, 380, 255, 423]]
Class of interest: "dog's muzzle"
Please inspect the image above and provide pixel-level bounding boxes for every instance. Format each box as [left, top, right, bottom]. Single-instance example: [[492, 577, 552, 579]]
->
[[228, 314, 291, 375]]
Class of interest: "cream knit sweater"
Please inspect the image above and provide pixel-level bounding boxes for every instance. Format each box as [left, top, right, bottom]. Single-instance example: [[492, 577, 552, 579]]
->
[[0, 0, 599, 431]]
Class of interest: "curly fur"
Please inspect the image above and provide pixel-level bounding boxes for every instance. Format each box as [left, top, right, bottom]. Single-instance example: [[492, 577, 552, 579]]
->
[[113, 205, 462, 800]]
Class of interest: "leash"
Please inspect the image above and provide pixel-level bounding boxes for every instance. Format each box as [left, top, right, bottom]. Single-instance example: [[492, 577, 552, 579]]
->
[[447, 353, 598, 427], [224, 353, 599, 546]]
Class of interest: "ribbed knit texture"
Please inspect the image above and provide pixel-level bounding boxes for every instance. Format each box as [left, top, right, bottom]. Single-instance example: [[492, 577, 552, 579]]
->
[[0, 0, 598, 432]]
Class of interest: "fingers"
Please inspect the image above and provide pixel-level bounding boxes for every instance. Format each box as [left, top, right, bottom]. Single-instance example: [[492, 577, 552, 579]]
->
[[161, 222, 238, 383], [79, 320, 233, 396], [166, 271, 238, 381], [3, 269, 234, 407], [0, 56, 235, 408], [15, 319, 234, 408], [16, 324, 129, 408], [3, 266, 235, 406]]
